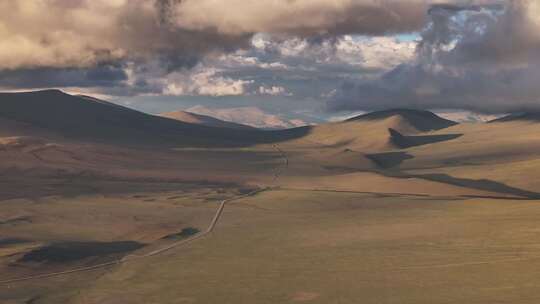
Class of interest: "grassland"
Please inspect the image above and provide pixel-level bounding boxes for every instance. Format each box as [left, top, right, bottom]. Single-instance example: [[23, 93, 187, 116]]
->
[[9, 189, 540, 304], [3, 105, 540, 303]]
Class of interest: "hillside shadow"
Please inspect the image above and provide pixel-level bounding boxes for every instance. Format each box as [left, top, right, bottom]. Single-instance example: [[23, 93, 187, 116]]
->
[[382, 171, 540, 199], [389, 128, 463, 148], [162, 227, 200, 240], [0, 90, 313, 148], [0, 238, 30, 247], [366, 152, 414, 169], [416, 174, 540, 199], [17, 241, 144, 263]]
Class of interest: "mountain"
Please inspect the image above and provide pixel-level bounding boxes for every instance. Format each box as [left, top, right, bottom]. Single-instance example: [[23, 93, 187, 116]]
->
[[489, 112, 540, 123], [346, 109, 457, 132], [159, 110, 255, 130], [294, 109, 459, 152], [186, 105, 309, 129], [0, 91, 460, 152], [0, 90, 306, 147], [436, 111, 501, 123]]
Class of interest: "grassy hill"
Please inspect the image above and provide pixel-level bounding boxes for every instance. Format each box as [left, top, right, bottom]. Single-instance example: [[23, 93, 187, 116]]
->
[[283, 109, 458, 152], [0, 90, 306, 147], [346, 108, 457, 132]]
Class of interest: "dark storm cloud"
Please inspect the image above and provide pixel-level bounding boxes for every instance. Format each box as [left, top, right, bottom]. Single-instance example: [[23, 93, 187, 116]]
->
[[330, 62, 540, 114], [0, 1, 252, 71], [0, 65, 128, 89], [0, 0, 435, 72], [0, 0, 437, 93], [329, 0, 540, 114], [172, 0, 433, 37], [417, 1, 530, 65]]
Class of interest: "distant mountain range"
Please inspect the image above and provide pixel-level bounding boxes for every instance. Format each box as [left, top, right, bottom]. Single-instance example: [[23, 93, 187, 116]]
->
[[4, 89, 540, 186], [489, 112, 540, 123], [185, 105, 310, 130], [436, 111, 502, 123], [159, 110, 255, 130]]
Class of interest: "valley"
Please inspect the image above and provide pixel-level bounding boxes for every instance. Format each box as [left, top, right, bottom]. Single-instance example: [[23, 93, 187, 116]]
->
[[2, 91, 540, 303]]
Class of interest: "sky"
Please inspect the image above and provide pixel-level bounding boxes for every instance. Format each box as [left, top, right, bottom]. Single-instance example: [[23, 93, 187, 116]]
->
[[1, 0, 539, 121]]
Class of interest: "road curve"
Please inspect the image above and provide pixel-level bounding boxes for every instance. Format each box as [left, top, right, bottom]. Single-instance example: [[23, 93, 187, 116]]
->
[[0, 144, 288, 285]]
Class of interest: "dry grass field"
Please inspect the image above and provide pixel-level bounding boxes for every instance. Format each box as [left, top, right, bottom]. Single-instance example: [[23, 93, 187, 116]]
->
[[76, 190, 540, 304]]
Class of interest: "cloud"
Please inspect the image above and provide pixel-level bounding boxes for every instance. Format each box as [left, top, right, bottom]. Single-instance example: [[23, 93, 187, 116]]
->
[[0, 0, 434, 72], [125, 34, 415, 100], [0, 65, 128, 89], [229, 34, 415, 101], [329, 0, 540, 114], [0, 0, 250, 71], [330, 63, 540, 113], [251, 34, 416, 70], [5, 0, 538, 116], [257, 86, 292, 96], [0, 0, 428, 99], [418, 0, 530, 66], [171, 0, 432, 37], [163, 68, 253, 97]]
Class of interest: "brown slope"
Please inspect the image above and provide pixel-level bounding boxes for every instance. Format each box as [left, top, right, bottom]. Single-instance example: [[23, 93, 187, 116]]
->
[[0, 90, 308, 147], [288, 109, 458, 152], [346, 109, 457, 132]]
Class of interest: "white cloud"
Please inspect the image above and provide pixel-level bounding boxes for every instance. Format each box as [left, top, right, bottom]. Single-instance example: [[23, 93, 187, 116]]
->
[[336, 36, 416, 70], [152, 32, 416, 100], [216, 53, 289, 70], [251, 34, 415, 72], [258, 86, 293, 96], [164, 68, 253, 97]]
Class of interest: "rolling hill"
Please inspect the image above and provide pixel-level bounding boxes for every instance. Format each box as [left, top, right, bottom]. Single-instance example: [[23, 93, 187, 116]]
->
[[290, 109, 459, 152], [346, 108, 457, 132], [0, 90, 306, 147]]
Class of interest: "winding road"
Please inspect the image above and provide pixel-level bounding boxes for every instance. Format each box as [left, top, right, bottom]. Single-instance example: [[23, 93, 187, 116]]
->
[[0, 144, 288, 285]]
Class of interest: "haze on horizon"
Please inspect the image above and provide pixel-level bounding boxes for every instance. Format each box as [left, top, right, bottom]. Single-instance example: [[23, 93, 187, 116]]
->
[[1, 0, 539, 121]]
